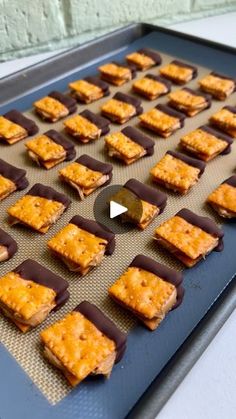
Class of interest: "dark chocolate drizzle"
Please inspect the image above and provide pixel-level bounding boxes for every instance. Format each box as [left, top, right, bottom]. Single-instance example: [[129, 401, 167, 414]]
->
[[129, 254, 184, 309], [0, 228, 17, 259], [84, 76, 110, 96], [145, 74, 171, 91], [70, 215, 115, 255], [0, 158, 29, 190], [74, 301, 127, 362], [183, 88, 212, 107], [13, 259, 69, 308], [199, 125, 233, 155], [27, 183, 71, 208], [124, 178, 167, 212], [45, 130, 76, 161], [113, 92, 143, 115], [122, 126, 154, 156], [4, 110, 39, 136], [76, 154, 113, 185], [171, 60, 198, 78], [80, 109, 110, 135], [167, 150, 206, 175], [177, 208, 224, 251], [48, 91, 77, 114], [138, 48, 162, 65], [156, 104, 186, 126], [223, 175, 236, 188]]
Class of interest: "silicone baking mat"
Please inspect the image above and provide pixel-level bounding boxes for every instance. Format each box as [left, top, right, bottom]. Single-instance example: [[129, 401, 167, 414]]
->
[[0, 24, 236, 419]]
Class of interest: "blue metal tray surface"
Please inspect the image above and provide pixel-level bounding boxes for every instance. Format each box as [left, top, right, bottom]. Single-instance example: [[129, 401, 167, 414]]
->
[[0, 24, 236, 419]]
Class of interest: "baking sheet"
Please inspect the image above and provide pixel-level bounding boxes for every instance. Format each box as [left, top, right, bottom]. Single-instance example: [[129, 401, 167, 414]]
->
[[0, 25, 236, 419]]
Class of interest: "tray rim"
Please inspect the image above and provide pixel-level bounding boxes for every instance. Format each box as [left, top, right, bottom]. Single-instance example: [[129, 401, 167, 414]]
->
[[0, 22, 236, 419]]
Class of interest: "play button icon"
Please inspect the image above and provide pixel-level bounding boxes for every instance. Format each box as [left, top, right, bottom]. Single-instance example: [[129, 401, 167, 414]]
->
[[110, 200, 128, 219], [93, 184, 143, 234]]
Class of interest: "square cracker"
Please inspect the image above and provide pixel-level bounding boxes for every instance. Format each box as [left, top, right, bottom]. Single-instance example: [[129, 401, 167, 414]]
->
[[168, 90, 206, 112], [69, 80, 103, 102], [126, 52, 155, 70], [199, 74, 235, 99], [59, 162, 103, 189], [155, 215, 218, 262], [109, 267, 176, 329], [210, 108, 236, 136], [26, 135, 66, 162], [105, 131, 145, 164], [132, 77, 168, 99], [180, 129, 228, 161], [40, 311, 115, 385], [139, 108, 180, 136], [101, 99, 136, 124], [34, 96, 68, 121], [99, 63, 131, 85], [64, 114, 100, 141], [0, 116, 27, 144], [8, 195, 65, 233], [207, 183, 236, 215], [47, 223, 108, 271], [0, 175, 16, 201], [150, 153, 200, 193], [160, 63, 193, 83], [0, 272, 55, 321]]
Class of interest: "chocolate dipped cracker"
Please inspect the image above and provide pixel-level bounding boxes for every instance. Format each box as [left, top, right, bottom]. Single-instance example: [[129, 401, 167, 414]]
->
[[139, 104, 185, 137], [59, 154, 113, 199], [64, 109, 110, 143], [160, 60, 198, 84], [0, 110, 39, 144], [207, 175, 236, 218], [150, 150, 205, 194], [34, 91, 77, 122], [69, 76, 110, 103], [98, 61, 136, 86], [199, 72, 236, 100], [126, 48, 162, 70], [180, 125, 233, 161], [0, 259, 69, 332], [0, 228, 17, 262], [210, 106, 236, 137], [105, 126, 154, 165], [101, 92, 143, 124], [154, 208, 224, 267], [47, 215, 115, 275], [41, 301, 126, 386], [168, 88, 212, 117], [132, 74, 171, 100], [8, 183, 71, 234], [109, 254, 184, 330], [110, 178, 167, 229], [25, 129, 76, 169], [0, 158, 29, 201]]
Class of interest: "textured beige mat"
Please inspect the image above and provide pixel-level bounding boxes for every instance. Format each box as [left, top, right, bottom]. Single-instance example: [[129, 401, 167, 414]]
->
[[0, 50, 235, 404]]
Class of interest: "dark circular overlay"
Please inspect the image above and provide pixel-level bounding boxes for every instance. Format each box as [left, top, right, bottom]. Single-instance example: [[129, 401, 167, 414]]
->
[[93, 184, 143, 235]]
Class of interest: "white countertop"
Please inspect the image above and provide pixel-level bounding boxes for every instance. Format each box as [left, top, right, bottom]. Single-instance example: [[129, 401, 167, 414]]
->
[[1, 12, 236, 419]]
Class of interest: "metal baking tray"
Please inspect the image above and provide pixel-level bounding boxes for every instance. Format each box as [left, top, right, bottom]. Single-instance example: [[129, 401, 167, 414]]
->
[[0, 23, 236, 419]]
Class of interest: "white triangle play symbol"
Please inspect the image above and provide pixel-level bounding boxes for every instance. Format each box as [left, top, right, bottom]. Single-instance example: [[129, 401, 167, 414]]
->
[[110, 200, 128, 219]]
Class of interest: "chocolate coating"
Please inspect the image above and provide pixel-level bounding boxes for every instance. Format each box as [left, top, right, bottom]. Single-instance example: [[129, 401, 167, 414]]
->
[[138, 48, 162, 65], [113, 92, 143, 115], [74, 301, 127, 362], [145, 74, 171, 91], [122, 126, 154, 156], [171, 60, 198, 78], [85, 76, 110, 96], [177, 208, 224, 251], [200, 125, 233, 155], [80, 109, 110, 135], [224, 106, 236, 115], [130, 254, 184, 309], [70, 215, 115, 255], [0, 158, 29, 190], [27, 183, 71, 208], [0, 228, 17, 259], [223, 175, 236, 188], [76, 154, 113, 185], [183, 88, 212, 108], [156, 104, 186, 125], [4, 109, 39, 136], [13, 259, 69, 308], [124, 178, 167, 212], [167, 150, 206, 175], [45, 130, 76, 161], [48, 91, 77, 114]]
